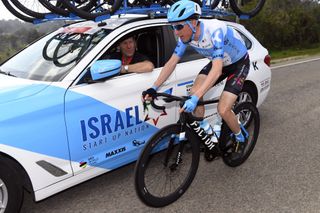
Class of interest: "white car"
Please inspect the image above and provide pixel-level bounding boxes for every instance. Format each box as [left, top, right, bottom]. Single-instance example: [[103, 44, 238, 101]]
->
[[0, 16, 271, 212]]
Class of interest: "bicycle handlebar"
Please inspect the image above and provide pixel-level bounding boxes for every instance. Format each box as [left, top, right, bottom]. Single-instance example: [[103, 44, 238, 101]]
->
[[148, 92, 219, 111]]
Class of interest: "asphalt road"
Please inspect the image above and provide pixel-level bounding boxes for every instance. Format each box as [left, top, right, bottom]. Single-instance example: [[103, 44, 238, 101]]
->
[[21, 57, 320, 213]]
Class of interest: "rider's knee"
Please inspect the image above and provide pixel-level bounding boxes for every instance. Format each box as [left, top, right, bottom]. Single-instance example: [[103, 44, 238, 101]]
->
[[217, 105, 229, 118]]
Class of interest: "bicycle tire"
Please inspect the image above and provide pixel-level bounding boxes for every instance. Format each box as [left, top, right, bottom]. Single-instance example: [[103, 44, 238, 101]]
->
[[62, 0, 122, 21], [210, 0, 220, 9], [219, 102, 260, 167], [39, 0, 95, 17], [43, 33, 74, 61], [229, 0, 265, 18], [52, 33, 90, 67], [10, 0, 51, 19], [1, 0, 35, 22], [39, 0, 70, 16], [134, 123, 200, 207]]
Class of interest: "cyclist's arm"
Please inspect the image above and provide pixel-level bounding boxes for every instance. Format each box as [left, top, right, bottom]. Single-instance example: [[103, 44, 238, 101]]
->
[[153, 54, 180, 88], [194, 59, 223, 99]]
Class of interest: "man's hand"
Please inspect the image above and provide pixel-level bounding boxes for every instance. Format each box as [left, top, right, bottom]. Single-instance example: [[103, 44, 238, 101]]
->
[[142, 86, 158, 102], [179, 95, 199, 113]]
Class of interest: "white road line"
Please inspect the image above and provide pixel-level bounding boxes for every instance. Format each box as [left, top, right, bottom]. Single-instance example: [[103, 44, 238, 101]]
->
[[271, 57, 320, 70]]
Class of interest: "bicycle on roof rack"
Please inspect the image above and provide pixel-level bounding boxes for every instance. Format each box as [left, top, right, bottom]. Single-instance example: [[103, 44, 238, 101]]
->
[[134, 92, 260, 207], [2, 0, 265, 23]]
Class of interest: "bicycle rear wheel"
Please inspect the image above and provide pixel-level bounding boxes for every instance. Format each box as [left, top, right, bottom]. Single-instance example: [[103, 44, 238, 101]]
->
[[229, 0, 265, 18], [62, 0, 122, 21], [219, 102, 260, 167], [134, 123, 200, 207]]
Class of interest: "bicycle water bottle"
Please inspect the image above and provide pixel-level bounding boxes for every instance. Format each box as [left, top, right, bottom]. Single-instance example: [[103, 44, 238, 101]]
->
[[212, 115, 222, 142]]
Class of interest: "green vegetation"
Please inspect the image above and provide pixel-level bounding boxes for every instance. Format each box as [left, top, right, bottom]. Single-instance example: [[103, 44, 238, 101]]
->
[[0, 20, 65, 64], [242, 0, 320, 52], [270, 43, 320, 61]]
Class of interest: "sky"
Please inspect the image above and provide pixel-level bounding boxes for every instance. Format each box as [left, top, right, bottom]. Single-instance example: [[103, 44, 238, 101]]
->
[[0, 1, 19, 20]]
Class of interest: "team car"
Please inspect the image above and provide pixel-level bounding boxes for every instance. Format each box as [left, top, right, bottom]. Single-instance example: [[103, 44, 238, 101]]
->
[[0, 15, 271, 212]]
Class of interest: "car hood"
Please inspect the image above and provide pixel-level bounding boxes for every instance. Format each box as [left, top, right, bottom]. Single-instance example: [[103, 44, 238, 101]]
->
[[0, 75, 50, 104]]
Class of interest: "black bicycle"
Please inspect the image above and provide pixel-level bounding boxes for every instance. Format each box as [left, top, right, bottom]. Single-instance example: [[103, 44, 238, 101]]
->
[[134, 92, 260, 207]]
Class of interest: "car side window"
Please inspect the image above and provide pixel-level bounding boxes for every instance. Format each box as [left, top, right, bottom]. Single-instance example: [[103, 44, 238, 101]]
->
[[231, 27, 252, 50], [100, 27, 162, 69]]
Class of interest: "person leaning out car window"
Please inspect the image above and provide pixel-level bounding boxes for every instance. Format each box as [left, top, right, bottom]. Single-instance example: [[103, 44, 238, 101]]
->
[[110, 35, 154, 74]]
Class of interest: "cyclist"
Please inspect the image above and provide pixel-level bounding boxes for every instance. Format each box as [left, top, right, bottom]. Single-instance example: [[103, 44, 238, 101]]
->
[[142, 0, 250, 155]]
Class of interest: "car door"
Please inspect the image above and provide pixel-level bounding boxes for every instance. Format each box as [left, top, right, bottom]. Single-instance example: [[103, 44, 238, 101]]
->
[[64, 25, 178, 175]]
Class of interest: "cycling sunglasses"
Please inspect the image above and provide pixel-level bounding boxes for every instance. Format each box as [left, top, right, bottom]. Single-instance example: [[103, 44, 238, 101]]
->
[[171, 22, 188, 31]]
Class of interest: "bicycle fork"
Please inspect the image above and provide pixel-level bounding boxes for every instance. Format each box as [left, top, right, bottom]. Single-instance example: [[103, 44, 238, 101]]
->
[[163, 124, 186, 171]]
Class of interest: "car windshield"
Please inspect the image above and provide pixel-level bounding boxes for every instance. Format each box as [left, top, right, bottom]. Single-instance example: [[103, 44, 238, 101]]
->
[[0, 27, 110, 82]]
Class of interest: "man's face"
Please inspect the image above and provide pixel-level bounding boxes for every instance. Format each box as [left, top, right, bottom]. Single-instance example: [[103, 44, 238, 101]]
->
[[119, 37, 136, 57], [171, 21, 193, 43]]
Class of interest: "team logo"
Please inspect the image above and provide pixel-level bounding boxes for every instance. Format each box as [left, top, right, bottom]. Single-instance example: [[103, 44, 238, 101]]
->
[[132, 139, 146, 147]]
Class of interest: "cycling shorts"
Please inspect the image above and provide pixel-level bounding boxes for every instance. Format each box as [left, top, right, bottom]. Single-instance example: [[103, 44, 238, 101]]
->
[[199, 53, 250, 96]]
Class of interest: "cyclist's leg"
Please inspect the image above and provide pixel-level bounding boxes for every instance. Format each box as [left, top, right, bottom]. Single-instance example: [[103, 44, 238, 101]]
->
[[218, 54, 250, 142], [218, 91, 240, 134]]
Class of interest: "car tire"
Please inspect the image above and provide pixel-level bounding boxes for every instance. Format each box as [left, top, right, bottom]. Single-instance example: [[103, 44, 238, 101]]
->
[[0, 158, 24, 213], [237, 83, 257, 105]]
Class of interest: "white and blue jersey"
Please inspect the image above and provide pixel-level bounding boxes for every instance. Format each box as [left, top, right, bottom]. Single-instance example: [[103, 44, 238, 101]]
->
[[174, 19, 247, 66]]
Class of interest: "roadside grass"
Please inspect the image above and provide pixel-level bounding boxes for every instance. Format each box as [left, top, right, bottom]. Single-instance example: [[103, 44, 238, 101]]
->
[[270, 44, 320, 62]]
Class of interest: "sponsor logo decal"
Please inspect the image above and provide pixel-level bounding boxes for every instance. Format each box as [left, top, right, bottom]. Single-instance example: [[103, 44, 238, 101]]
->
[[80, 105, 150, 151], [79, 161, 87, 168], [132, 139, 146, 147], [260, 78, 270, 92], [106, 147, 126, 158]]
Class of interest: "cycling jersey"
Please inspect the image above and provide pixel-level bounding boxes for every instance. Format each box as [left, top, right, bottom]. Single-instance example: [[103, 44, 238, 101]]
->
[[174, 19, 247, 66]]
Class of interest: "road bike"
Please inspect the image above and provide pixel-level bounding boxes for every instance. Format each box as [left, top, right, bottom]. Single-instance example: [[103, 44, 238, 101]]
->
[[134, 92, 260, 207]]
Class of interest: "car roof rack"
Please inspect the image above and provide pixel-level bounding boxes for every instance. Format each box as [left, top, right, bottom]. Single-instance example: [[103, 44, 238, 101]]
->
[[33, 1, 247, 25]]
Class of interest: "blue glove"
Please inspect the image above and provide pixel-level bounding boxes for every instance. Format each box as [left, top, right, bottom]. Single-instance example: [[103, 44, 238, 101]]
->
[[182, 95, 199, 113]]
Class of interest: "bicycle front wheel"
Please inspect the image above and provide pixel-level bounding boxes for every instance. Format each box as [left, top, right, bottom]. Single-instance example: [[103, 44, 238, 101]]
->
[[134, 123, 200, 207], [219, 102, 260, 167], [229, 0, 266, 18]]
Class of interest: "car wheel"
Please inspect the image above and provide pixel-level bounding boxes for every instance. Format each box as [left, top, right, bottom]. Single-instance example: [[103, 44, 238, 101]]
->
[[237, 84, 257, 105], [0, 159, 24, 213]]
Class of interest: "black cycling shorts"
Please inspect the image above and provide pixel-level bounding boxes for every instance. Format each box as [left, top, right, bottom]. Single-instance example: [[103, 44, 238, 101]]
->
[[199, 53, 250, 96]]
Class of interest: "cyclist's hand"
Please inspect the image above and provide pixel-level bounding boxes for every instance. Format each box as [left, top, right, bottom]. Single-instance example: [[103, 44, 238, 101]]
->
[[142, 86, 157, 102], [180, 95, 199, 113]]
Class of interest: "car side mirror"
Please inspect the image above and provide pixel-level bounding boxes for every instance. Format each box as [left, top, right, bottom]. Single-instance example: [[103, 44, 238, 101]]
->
[[90, 59, 121, 81]]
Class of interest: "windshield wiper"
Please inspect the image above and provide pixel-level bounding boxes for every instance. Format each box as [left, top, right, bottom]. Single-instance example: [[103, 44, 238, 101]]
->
[[0, 70, 16, 77]]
